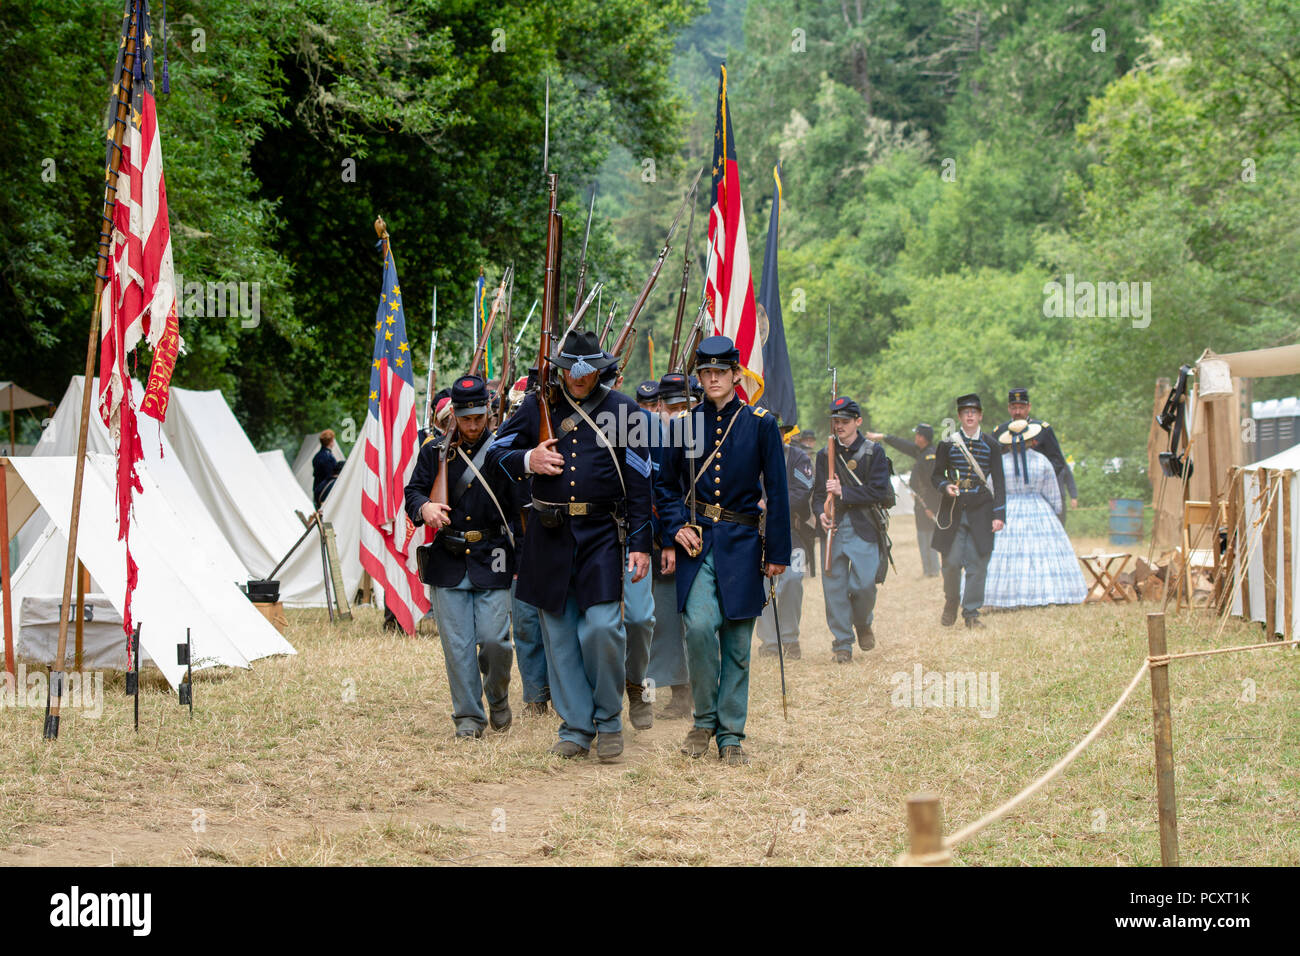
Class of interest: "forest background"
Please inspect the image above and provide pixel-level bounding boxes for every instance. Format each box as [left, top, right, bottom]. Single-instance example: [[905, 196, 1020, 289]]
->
[[4, 0, 1298, 512]]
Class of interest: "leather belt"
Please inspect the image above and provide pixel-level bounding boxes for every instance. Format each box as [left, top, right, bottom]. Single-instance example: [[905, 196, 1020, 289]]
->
[[698, 502, 760, 528], [439, 526, 506, 547], [532, 498, 619, 517]]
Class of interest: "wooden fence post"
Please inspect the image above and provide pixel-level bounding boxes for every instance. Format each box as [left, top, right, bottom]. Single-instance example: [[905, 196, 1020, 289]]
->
[[1146, 613, 1180, 867], [897, 793, 950, 866]]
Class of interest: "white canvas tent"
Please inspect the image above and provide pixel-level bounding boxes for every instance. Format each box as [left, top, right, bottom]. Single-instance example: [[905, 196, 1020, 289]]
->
[[162, 387, 311, 580], [1228, 443, 1300, 640], [274, 447, 366, 607], [291, 433, 345, 495], [258, 449, 315, 517], [24, 377, 247, 585], [3, 455, 295, 688]]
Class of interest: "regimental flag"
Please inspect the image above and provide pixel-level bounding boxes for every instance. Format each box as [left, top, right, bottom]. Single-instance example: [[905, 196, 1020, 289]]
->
[[360, 241, 431, 634], [706, 64, 762, 404], [474, 269, 493, 379], [96, 0, 182, 643], [757, 162, 797, 431]]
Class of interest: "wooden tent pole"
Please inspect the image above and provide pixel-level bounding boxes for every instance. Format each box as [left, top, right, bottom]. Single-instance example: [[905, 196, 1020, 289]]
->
[[1240, 469, 1252, 621], [1282, 470, 1293, 642], [1146, 613, 1180, 867], [74, 562, 86, 672], [1, 461, 14, 681], [47, 2, 139, 740], [1262, 472, 1278, 639]]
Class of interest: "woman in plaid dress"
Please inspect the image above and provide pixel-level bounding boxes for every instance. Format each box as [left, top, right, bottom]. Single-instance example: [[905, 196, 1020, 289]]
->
[[984, 425, 1087, 608]]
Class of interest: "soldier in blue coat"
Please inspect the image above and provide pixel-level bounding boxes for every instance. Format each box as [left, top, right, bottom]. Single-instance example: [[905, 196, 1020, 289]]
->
[[404, 374, 517, 738], [814, 397, 894, 662], [931, 393, 1006, 627], [655, 336, 791, 766], [487, 329, 652, 761]]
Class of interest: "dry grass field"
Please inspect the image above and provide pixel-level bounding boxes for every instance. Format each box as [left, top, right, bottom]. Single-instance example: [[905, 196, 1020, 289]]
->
[[1, 519, 1297, 866]]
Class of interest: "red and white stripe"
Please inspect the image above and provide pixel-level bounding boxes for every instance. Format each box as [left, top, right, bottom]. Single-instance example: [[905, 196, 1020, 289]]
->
[[99, 83, 176, 441], [359, 367, 431, 634]]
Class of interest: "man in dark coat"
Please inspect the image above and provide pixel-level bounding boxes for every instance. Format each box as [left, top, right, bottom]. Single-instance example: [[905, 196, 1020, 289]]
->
[[815, 398, 894, 662], [312, 430, 345, 508], [994, 387, 1077, 527], [487, 330, 652, 762], [931, 394, 1006, 628], [655, 336, 790, 766], [868, 423, 942, 577], [404, 374, 517, 737]]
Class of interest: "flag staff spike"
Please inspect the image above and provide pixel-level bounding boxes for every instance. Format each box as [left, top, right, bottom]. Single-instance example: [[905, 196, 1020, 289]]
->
[[47, 0, 142, 741]]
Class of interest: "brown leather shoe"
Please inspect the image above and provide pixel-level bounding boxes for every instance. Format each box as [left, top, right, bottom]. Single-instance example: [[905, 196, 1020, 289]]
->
[[626, 681, 654, 730], [596, 731, 624, 762], [680, 726, 714, 758], [856, 625, 875, 651], [833, 649, 852, 664], [660, 684, 693, 720], [719, 745, 750, 766], [548, 739, 588, 759]]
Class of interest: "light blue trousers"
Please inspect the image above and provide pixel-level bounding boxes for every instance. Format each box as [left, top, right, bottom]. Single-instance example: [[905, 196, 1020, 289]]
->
[[623, 560, 655, 690], [647, 574, 688, 690], [432, 574, 513, 733], [683, 551, 755, 751], [823, 520, 880, 652], [539, 593, 626, 748], [755, 547, 805, 648], [511, 580, 548, 703]]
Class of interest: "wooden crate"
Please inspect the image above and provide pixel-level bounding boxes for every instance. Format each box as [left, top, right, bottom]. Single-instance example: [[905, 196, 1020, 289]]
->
[[253, 601, 287, 634]]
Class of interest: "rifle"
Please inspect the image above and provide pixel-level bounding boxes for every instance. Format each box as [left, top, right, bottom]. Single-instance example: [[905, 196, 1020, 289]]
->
[[469, 265, 512, 379], [610, 168, 704, 363], [598, 299, 619, 349], [572, 185, 596, 312], [537, 172, 561, 443], [676, 243, 714, 374], [423, 285, 438, 432], [666, 182, 699, 372], [510, 298, 538, 373], [824, 307, 837, 573]]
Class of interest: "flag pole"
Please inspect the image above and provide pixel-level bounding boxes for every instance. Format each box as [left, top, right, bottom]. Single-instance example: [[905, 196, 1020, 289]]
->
[[46, 1, 141, 740]]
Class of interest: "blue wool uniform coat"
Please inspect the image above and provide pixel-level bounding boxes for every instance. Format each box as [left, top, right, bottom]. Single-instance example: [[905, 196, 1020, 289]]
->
[[813, 434, 893, 542], [487, 387, 653, 616], [930, 430, 1006, 557], [655, 395, 792, 619], [404, 430, 516, 590]]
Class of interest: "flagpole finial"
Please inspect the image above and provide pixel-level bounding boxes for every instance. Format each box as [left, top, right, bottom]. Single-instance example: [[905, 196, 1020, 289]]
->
[[374, 216, 388, 240]]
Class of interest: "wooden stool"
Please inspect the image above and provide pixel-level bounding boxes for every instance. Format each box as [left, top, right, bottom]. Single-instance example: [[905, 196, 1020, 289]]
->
[[1080, 552, 1134, 603]]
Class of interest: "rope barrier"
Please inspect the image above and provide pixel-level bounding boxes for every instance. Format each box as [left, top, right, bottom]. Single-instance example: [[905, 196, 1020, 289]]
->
[[935, 629, 1296, 854]]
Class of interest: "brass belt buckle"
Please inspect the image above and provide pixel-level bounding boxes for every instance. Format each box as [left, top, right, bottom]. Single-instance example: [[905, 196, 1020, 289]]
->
[[702, 503, 721, 520], [569, 502, 589, 516], [682, 522, 703, 558], [464, 530, 483, 543]]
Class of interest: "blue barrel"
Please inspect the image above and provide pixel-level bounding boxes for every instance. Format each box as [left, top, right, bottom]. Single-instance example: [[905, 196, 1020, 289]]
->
[[1108, 498, 1144, 546]]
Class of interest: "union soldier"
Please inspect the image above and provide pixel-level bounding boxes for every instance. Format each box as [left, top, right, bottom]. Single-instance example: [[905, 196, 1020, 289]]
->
[[994, 387, 1076, 527], [645, 372, 693, 718], [312, 429, 344, 508], [755, 422, 813, 659], [655, 336, 790, 765], [487, 330, 652, 761], [931, 393, 1006, 627], [504, 374, 548, 717], [867, 423, 942, 577], [814, 397, 893, 663], [404, 374, 517, 737]]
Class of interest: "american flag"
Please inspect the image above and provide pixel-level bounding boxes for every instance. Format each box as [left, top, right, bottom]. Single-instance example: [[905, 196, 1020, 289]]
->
[[705, 63, 763, 404], [359, 240, 432, 633], [96, 0, 182, 644]]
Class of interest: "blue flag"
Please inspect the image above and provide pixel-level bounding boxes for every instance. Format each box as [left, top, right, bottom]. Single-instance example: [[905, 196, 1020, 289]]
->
[[758, 162, 797, 429]]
